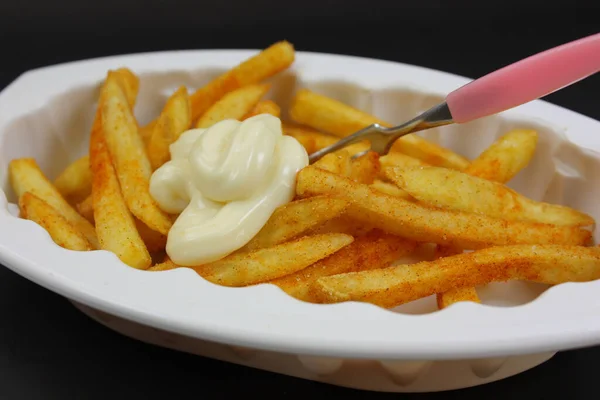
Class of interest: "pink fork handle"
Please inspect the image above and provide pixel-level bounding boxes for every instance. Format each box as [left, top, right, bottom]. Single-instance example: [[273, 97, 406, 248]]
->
[[446, 32, 600, 124]]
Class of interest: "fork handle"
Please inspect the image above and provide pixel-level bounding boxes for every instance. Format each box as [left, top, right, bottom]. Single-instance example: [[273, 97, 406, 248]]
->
[[446, 32, 600, 124]]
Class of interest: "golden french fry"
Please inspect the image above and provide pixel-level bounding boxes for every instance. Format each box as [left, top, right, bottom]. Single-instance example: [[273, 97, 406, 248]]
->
[[90, 103, 152, 270], [349, 151, 380, 184], [147, 86, 192, 170], [296, 166, 591, 248], [434, 245, 479, 309], [307, 214, 375, 237], [466, 129, 538, 182], [437, 287, 480, 309], [311, 245, 600, 308], [113, 67, 140, 107], [78, 190, 165, 254], [243, 100, 281, 119], [435, 129, 538, 307], [139, 120, 157, 144], [282, 122, 369, 156], [134, 218, 167, 254], [53, 155, 92, 205], [189, 41, 294, 122], [195, 83, 270, 128], [283, 123, 335, 154], [19, 192, 93, 251], [9, 158, 99, 249], [289, 89, 469, 170], [158, 233, 352, 286], [314, 150, 352, 176], [148, 260, 178, 272], [270, 230, 417, 302], [239, 196, 350, 252], [370, 179, 412, 199], [100, 71, 172, 235], [379, 152, 429, 170], [386, 166, 594, 227], [77, 194, 94, 224]]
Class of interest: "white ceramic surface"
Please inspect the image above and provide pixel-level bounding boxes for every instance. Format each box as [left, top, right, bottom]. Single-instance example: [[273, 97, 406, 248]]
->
[[0, 50, 599, 392]]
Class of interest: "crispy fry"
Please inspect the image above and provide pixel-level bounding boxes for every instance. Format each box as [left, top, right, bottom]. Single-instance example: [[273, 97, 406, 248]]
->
[[387, 166, 594, 227], [188, 233, 353, 286], [467, 129, 538, 182], [195, 83, 270, 128], [436, 129, 539, 307], [189, 41, 294, 122], [77, 194, 94, 224], [239, 196, 349, 252], [270, 230, 417, 302], [243, 100, 281, 119], [289, 89, 469, 170], [134, 218, 167, 254], [437, 287, 480, 309], [113, 67, 140, 107], [379, 152, 429, 170], [148, 260, 179, 272], [314, 151, 352, 176], [147, 86, 192, 170], [19, 192, 93, 251], [296, 166, 591, 248], [307, 214, 375, 237], [100, 71, 173, 235], [370, 179, 412, 199], [349, 151, 380, 184], [434, 245, 479, 308], [9, 158, 99, 249], [139, 120, 157, 144], [311, 245, 600, 308], [53, 155, 92, 204], [283, 123, 335, 154], [282, 122, 369, 155], [90, 103, 151, 269]]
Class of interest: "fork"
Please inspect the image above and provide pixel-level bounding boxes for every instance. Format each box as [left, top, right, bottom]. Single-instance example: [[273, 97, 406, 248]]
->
[[308, 32, 600, 164]]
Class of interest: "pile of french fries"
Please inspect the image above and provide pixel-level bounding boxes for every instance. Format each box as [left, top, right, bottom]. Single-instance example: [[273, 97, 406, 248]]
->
[[9, 41, 600, 311]]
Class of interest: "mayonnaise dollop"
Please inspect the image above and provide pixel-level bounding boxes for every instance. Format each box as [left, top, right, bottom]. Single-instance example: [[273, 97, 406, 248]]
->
[[149, 114, 309, 266]]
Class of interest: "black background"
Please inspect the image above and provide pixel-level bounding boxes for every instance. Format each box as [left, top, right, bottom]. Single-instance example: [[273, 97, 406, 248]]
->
[[1, 1, 599, 399]]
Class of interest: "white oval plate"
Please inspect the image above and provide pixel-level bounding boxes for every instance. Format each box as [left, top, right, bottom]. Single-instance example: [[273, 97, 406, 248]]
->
[[1, 50, 600, 368]]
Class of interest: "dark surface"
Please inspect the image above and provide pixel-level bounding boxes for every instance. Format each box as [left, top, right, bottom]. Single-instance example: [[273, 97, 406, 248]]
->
[[1, 2, 599, 399]]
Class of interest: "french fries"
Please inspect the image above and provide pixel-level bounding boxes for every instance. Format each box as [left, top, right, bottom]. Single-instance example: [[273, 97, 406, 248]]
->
[[243, 100, 281, 119], [90, 103, 151, 269], [349, 151, 380, 184], [289, 89, 470, 170], [147, 86, 192, 171], [195, 83, 270, 128], [370, 180, 412, 199], [189, 41, 294, 123], [77, 194, 94, 223], [239, 196, 349, 252], [100, 71, 173, 235], [9, 158, 99, 249], [466, 129, 538, 182], [296, 166, 591, 249], [270, 230, 417, 302], [153, 234, 354, 286], [53, 155, 92, 204], [197, 233, 353, 286], [12, 41, 599, 316], [282, 122, 370, 156], [19, 192, 93, 251], [435, 129, 540, 308], [379, 152, 429, 170], [386, 166, 594, 227], [311, 245, 600, 308], [314, 151, 352, 176]]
